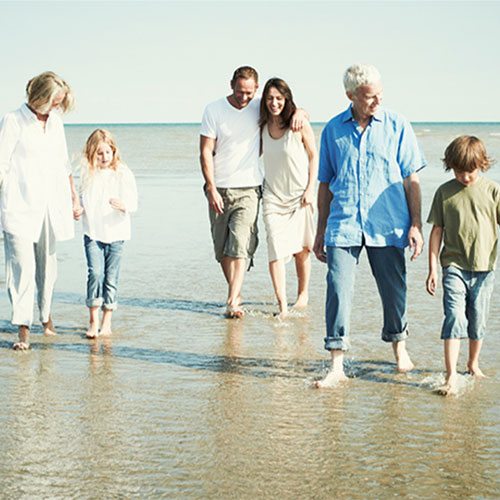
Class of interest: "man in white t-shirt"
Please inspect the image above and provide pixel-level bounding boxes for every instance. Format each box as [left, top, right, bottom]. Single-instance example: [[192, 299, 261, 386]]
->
[[200, 66, 261, 318]]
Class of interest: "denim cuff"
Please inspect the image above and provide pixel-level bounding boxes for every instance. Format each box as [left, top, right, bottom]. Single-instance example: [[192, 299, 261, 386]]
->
[[102, 302, 118, 311], [324, 336, 350, 352], [86, 298, 104, 308], [381, 328, 409, 343]]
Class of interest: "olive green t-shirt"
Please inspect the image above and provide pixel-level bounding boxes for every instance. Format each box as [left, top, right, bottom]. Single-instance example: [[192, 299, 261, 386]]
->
[[427, 177, 500, 271]]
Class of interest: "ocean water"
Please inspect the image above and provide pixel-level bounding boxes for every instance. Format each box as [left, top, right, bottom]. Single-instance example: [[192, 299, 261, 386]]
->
[[0, 122, 500, 498]]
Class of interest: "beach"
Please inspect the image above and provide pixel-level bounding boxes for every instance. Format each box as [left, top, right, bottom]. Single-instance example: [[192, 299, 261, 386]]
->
[[0, 122, 500, 498]]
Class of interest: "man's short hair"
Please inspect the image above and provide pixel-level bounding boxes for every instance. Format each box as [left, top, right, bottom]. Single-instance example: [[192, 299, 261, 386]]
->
[[443, 135, 492, 173], [231, 66, 258, 85], [343, 64, 381, 95]]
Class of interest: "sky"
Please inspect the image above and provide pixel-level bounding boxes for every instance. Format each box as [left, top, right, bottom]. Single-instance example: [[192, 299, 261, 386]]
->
[[0, 0, 499, 123]]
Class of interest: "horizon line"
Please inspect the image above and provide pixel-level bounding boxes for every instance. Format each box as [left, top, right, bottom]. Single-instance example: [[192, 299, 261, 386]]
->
[[65, 121, 500, 126]]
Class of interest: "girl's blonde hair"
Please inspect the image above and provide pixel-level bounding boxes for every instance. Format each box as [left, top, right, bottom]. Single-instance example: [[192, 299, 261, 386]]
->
[[84, 129, 122, 173], [26, 71, 75, 114]]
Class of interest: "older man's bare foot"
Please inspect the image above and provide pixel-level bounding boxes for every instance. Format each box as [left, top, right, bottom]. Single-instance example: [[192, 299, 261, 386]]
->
[[392, 341, 415, 373], [42, 317, 57, 336], [313, 369, 348, 388], [437, 373, 458, 396], [467, 363, 487, 379], [13, 325, 30, 350], [292, 292, 308, 309]]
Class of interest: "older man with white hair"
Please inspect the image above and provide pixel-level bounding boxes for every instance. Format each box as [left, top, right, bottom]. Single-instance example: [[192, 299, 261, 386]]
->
[[313, 63, 426, 387]]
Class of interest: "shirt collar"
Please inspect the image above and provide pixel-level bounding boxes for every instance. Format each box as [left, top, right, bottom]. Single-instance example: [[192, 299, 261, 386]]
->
[[342, 104, 383, 124], [20, 102, 54, 124]]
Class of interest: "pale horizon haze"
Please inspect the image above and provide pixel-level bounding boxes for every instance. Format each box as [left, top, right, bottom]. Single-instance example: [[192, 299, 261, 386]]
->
[[1, 0, 499, 124]]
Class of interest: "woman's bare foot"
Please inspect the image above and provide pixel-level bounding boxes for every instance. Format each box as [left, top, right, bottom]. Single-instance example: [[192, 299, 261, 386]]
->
[[292, 292, 308, 309], [225, 305, 244, 319], [313, 369, 348, 388], [13, 325, 30, 350], [42, 316, 57, 336], [466, 363, 487, 378], [392, 340, 415, 373], [437, 372, 458, 396]]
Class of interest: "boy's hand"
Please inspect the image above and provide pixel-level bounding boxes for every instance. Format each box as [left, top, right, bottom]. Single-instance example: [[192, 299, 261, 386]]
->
[[73, 201, 83, 220], [426, 271, 438, 296]]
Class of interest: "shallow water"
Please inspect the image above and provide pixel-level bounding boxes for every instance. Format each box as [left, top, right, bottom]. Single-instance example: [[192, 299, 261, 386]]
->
[[1, 123, 500, 498]]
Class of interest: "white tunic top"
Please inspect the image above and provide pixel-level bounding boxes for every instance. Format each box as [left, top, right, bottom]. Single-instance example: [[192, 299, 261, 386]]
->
[[200, 97, 262, 188], [0, 104, 74, 242], [81, 164, 138, 243]]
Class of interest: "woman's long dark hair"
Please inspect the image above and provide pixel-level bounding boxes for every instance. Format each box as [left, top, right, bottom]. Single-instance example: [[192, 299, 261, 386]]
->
[[259, 77, 297, 130]]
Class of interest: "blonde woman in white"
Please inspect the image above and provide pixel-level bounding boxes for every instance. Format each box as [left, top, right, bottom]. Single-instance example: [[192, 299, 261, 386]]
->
[[80, 129, 138, 338], [260, 78, 318, 318], [0, 71, 81, 350]]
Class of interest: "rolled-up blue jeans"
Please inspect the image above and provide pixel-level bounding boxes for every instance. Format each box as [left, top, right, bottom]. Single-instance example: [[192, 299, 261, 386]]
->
[[325, 245, 408, 351], [441, 266, 495, 341], [84, 235, 124, 311]]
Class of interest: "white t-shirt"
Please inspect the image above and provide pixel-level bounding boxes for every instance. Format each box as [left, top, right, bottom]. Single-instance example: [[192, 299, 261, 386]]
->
[[81, 164, 138, 243], [200, 97, 262, 188], [0, 104, 74, 242]]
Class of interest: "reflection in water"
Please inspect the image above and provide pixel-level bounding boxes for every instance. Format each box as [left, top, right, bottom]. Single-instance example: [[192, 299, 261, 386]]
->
[[0, 124, 500, 498]]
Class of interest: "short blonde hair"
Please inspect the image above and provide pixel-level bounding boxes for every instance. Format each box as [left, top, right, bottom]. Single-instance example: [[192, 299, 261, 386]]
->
[[84, 129, 122, 174], [343, 64, 381, 95], [443, 135, 492, 173], [26, 71, 75, 114]]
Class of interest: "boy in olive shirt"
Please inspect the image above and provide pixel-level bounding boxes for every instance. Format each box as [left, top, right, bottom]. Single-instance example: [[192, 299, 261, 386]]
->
[[426, 136, 499, 396]]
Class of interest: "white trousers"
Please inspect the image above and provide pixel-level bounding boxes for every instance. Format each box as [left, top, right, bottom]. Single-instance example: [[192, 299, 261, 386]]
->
[[3, 216, 57, 327]]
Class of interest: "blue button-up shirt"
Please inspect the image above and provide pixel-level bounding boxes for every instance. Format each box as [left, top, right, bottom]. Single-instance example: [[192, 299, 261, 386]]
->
[[318, 106, 426, 248]]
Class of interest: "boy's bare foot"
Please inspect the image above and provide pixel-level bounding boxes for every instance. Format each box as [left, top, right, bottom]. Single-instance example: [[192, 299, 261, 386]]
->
[[292, 292, 308, 309], [42, 317, 57, 336], [225, 305, 244, 319], [466, 363, 487, 378], [99, 327, 112, 336], [13, 325, 30, 350], [392, 340, 415, 373], [313, 369, 348, 388], [437, 373, 458, 396]]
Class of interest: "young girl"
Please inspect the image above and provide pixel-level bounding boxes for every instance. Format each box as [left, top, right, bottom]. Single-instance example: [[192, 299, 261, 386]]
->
[[80, 129, 138, 338]]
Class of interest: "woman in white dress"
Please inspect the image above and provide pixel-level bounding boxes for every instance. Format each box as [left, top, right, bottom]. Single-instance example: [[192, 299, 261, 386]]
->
[[260, 78, 318, 317]]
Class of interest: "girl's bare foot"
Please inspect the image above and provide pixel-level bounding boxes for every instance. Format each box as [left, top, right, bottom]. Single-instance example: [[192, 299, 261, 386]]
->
[[86, 323, 99, 339], [313, 369, 348, 388], [13, 325, 30, 350], [42, 317, 57, 336]]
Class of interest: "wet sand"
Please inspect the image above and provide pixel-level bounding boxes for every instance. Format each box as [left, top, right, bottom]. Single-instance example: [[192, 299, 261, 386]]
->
[[0, 123, 500, 498]]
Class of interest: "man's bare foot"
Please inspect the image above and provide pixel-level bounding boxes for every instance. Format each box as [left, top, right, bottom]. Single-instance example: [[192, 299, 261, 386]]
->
[[225, 305, 244, 319], [392, 341, 415, 373], [13, 325, 30, 350], [292, 293, 308, 309], [42, 317, 57, 336], [86, 324, 99, 339], [437, 372, 458, 396], [466, 363, 487, 378], [313, 369, 348, 388]]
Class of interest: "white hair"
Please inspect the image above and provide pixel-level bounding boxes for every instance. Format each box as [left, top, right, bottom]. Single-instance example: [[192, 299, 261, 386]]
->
[[343, 64, 381, 95]]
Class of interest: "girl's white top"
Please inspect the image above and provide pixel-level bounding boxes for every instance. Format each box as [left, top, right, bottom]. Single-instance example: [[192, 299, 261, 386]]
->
[[0, 104, 74, 242], [81, 164, 138, 243]]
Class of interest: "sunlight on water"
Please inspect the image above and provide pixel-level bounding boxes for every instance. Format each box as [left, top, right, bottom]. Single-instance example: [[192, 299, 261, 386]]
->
[[0, 123, 500, 498]]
